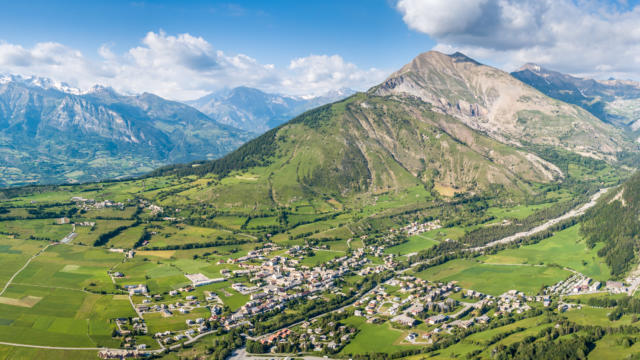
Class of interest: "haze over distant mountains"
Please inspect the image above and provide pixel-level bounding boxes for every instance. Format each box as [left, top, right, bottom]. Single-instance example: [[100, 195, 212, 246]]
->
[[185, 87, 355, 132], [512, 64, 640, 138], [0, 75, 252, 186]]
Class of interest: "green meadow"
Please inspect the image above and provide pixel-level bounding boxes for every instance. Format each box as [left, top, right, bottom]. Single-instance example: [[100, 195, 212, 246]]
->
[[340, 316, 420, 355], [415, 259, 570, 295], [481, 225, 610, 280], [0, 284, 133, 347]]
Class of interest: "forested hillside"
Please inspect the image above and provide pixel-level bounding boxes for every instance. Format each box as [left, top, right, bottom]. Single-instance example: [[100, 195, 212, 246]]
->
[[582, 173, 640, 277]]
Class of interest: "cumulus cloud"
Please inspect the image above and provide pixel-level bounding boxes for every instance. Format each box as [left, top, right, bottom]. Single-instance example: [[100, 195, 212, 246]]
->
[[0, 31, 387, 100], [284, 55, 386, 96], [397, 0, 640, 80]]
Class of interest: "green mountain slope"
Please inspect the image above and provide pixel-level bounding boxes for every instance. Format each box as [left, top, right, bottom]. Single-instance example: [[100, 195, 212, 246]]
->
[[154, 91, 568, 211], [153, 52, 636, 211]]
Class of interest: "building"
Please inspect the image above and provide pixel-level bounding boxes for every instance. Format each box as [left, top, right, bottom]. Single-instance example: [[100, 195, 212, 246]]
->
[[185, 273, 225, 287], [126, 284, 148, 296], [391, 314, 417, 327], [427, 314, 448, 325]]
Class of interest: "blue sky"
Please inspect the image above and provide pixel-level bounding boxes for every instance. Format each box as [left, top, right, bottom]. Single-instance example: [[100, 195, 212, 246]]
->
[[0, 0, 434, 71], [1, 0, 640, 100]]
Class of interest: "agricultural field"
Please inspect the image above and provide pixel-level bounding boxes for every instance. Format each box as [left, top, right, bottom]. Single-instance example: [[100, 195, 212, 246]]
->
[[414, 259, 570, 296], [0, 284, 134, 348]]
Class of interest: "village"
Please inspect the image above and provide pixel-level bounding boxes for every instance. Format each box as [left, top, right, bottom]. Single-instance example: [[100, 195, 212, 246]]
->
[[89, 209, 640, 359]]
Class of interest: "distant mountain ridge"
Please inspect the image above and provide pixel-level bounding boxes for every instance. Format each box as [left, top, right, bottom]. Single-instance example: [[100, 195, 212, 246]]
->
[[512, 64, 640, 135], [0, 75, 252, 186], [186, 86, 355, 132]]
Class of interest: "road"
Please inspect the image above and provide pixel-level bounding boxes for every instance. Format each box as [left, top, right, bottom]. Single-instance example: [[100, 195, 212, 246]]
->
[[60, 232, 77, 244], [229, 347, 338, 360], [0, 243, 51, 297]]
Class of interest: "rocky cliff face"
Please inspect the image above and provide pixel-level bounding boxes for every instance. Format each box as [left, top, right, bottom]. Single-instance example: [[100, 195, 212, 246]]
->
[[373, 51, 629, 159], [512, 64, 640, 134]]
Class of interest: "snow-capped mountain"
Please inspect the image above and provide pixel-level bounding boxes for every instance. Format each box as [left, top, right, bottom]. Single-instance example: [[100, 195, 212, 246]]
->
[[0, 75, 252, 186]]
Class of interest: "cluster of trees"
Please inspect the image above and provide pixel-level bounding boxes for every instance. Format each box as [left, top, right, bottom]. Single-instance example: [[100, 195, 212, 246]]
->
[[143, 238, 251, 251], [93, 221, 139, 246], [200, 328, 245, 360], [461, 197, 584, 247], [581, 173, 640, 277], [492, 321, 600, 360], [585, 295, 640, 321]]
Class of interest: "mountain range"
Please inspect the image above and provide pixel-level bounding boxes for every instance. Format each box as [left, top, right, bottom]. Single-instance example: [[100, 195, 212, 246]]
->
[[512, 64, 640, 136], [0, 75, 355, 186], [185, 86, 355, 132], [0, 75, 252, 186], [3, 51, 640, 192], [154, 51, 636, 208]]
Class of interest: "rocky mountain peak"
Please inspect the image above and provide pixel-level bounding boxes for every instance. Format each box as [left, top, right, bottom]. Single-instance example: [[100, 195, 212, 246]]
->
[[517, 63, 545, 73], [373, 51, 625, 157]]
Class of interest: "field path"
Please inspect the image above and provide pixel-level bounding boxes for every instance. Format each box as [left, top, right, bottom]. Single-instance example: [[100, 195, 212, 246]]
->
[[0, 341, 103, 351], [0, 243, 51, 297]]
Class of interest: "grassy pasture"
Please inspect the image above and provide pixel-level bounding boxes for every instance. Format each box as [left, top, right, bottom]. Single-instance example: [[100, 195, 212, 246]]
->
[[299, 249, 344, 267], [0, 284, 132, 348], [80, 206, 138, 219], [144, 306, 210, 334], [73, 219, 135, 246], [384, 233, 439, 255], [0, 219, 71, 241], [589, 334, 640, 359], [340, 316, 420, 355], [144, 224, 243, 249], [212, 215, 247, 230], [0, 345, 97, 360], [486, 202, 554, 221], [107, 224, 145, 249], [415, 259, 570, 296], [481, 225, 610, 281]]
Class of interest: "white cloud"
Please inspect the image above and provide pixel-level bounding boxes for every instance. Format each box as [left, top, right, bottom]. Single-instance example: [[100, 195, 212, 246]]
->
[[284, 55, 386, 96], [397, 0, 640, 80], [0, 31, 387, 100]]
